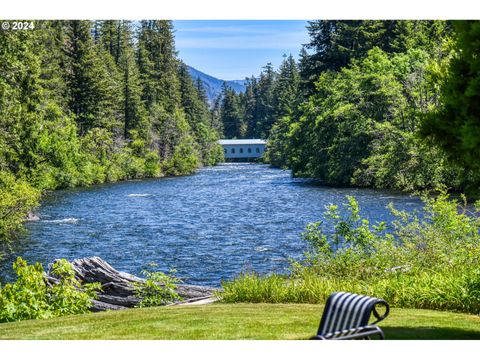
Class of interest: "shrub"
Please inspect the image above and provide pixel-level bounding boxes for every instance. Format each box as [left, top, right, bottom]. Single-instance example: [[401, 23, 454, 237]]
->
[[221, 188, 480, 314], [134, 268, 182, 308], [0, 171, 40, 246], [0, 257, 101, 323], [162, 136, 200, 176]]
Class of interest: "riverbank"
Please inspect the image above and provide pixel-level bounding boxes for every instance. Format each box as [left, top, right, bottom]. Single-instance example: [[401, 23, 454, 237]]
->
[[221, 189, 480, 314], [0, 304, 478, 340]]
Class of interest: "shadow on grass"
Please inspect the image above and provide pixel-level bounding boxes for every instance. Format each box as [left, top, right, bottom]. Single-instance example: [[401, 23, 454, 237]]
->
[[384, 327, 480, 340]]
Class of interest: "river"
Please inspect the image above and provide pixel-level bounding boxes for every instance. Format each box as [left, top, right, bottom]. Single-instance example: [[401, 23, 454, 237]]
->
[[1, 163, 424, 286]]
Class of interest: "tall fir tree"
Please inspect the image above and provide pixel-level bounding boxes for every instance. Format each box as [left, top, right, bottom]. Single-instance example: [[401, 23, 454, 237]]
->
[[273, 54, 301, 118], [220, 83, 244, 138], [63, 20, 121, 135], [252, 63, 276, 138]]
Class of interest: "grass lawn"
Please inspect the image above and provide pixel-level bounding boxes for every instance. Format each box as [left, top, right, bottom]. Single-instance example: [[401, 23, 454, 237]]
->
[[0, 304, 479, 340]]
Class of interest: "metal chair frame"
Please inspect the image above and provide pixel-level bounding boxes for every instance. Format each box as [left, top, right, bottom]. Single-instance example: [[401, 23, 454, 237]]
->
[[310, 292, 390, 340]]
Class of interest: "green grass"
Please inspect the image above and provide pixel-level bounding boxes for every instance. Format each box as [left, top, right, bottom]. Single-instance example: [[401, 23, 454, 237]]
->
[[0, 304, 479, 340]]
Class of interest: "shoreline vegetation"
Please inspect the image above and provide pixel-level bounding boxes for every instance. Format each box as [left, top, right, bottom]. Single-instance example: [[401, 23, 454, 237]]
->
[[0, 20, 224, 252], [1, 187, 479, 325], [221, 189, 480, 314], [1, 20, 480, 335], [216, 21, 480, 197]]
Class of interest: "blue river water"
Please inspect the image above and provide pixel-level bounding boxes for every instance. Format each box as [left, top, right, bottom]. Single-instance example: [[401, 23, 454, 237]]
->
[[1, 163, 424, 286]]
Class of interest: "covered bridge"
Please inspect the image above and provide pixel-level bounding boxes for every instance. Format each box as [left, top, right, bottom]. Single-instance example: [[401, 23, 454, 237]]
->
[[218, 139, 267, 160]]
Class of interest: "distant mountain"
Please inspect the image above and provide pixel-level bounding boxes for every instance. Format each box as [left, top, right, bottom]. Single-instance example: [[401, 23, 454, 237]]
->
[[187, 66, 246, 105]]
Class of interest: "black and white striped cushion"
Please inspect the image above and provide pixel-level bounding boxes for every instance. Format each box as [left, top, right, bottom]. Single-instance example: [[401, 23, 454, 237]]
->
[[318, 292, 383, 336]]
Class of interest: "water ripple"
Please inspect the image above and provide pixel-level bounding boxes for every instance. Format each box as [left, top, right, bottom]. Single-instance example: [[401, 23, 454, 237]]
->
[[0, 164, 423, 286]]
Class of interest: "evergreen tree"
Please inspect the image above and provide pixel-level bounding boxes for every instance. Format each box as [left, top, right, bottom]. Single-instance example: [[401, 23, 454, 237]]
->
[[35, 21, 69, 110], [220, 83, 244, 138], [178, 61, 208, 131], [251, 63, 276, 138], [178, 61, 223, 165], [137, 20, 181, 113], [63, 20, 121, 135], [210, 94, 224, 135], [195, 77, 209, 106], [273, 54, 300, 118], [0, 19, 225, 244], [115, 21, 149, 140], [242, 77, 258, 138]]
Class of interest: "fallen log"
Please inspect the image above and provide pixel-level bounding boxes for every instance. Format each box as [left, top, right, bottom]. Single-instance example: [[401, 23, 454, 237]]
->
[[47, 256, 219, 312]]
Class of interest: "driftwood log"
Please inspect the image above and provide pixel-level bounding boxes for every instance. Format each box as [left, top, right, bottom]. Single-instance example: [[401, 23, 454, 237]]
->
[[46, 256, 219, 312]]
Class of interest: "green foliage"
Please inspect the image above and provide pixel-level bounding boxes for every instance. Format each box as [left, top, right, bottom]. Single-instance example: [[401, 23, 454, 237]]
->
[[256, 20, 470, 193], [178, 62, 224, 166], [352, 122, 458, 191], [162, 135, 200, 176], [300, 20, 452, 94], [134, 267, 182, 307], [64, 21, 122, 135], [421, 21, 480, 193], [0, 172, 40, 245], [220, 83, 245, 138], [248, 63, 276, 138], [270, 42, 458, 191], [222, 189, 480, 314], [264, 116, 294, 168], [0, 20, 223, 244], [0, 258, 100, 323], [217, 55, 300, 140]]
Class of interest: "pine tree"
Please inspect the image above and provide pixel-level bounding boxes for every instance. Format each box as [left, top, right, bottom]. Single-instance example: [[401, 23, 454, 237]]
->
[[220, 83, 244, 138], [252, 63, 276, 138], [114, 21, 149, 140], [35, 21, 69, 110], [63, 20, 121, 135], [98, 20, 122, 63], [0, 28, 42, 175], [273, 54, 300, 118], [137, 20, 181, 113], [178, 62, 208, 130], [210, 94, 224, 135], [242, 77, 258, 138], [301, 21, 398, 93], [195, 77, 209, 106]]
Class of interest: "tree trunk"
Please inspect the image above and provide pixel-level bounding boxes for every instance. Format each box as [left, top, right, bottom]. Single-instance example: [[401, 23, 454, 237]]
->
[[46, 256, 219, 312]]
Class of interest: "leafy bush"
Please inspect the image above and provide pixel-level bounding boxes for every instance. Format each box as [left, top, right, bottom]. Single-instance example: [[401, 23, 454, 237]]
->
[[134, 268, 182, 308], [0, 257, 101, 323], [0, 172, 40, 246], [222, 188, 480, 314], [162, 136, 200, 176]]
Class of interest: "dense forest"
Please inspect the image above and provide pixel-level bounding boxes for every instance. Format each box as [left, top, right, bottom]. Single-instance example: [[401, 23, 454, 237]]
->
[[2, 20, 480, 249], [0, 20, 224, 246], [216, 20, 480, 195]]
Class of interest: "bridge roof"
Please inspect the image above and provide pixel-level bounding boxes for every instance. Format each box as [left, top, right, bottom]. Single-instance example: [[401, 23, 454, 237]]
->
[[218, 139, 266, 145]]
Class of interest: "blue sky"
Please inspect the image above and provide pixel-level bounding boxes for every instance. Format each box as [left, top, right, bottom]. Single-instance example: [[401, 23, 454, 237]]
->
[[172, 20, 310, 80]]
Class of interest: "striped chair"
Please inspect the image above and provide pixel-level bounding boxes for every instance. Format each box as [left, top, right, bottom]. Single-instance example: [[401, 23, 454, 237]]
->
[[311, 292, 390, 340]]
